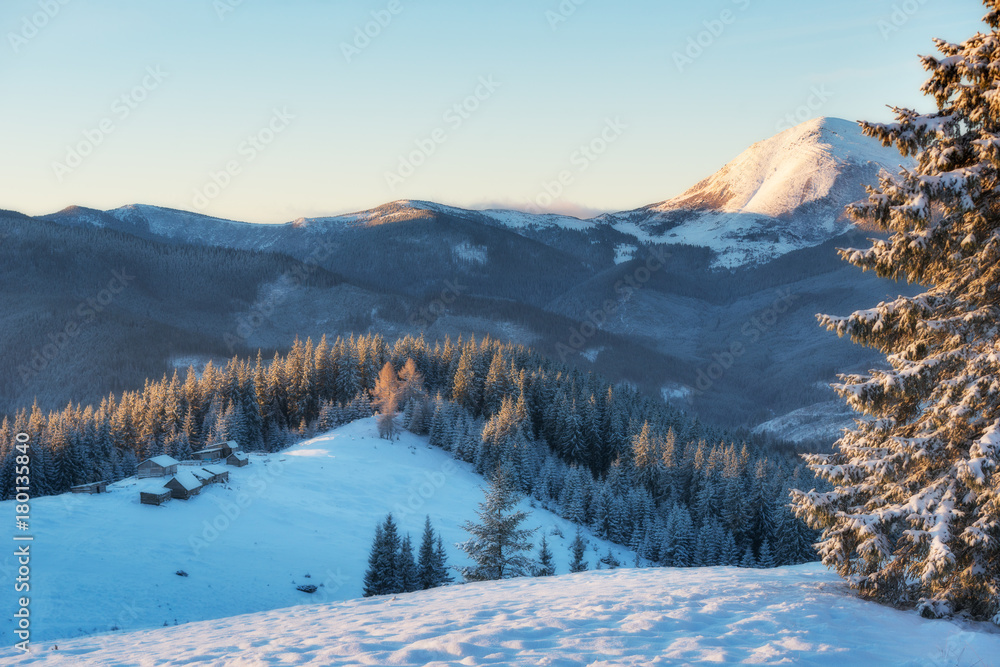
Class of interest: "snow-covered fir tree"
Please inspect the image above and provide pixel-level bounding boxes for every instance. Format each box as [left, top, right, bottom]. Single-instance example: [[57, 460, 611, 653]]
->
[[534, 534, 556, 576], [363, 513, 401, 597], [416, 515, 452, 590], [398, 535, 419, 593], [459, 463, 537, 581], [793, 1, 1000, 623], [569, 529, 588, 573]]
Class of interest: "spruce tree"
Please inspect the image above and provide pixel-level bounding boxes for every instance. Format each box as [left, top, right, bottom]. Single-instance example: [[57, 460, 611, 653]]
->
[[599, 548, 621, 570], [534, 534, 556, 576], [362, 522, 387, 597], [363, 514, 402, 596], [792, 2, 1000, 622], [458, 463, 537, 581], [398, 534, 419, 593], [757, 537, 775, 569], [417, 515, 438, 590], [433, 534, 453, 586], [569, 529, 588, 573]]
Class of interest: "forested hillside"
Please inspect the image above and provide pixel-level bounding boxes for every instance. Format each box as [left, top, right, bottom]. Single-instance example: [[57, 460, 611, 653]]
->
[[0, 333, 817, 568]]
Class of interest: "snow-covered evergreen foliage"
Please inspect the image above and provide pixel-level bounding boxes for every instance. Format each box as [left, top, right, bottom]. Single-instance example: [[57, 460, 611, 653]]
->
[[364, 513, 450, 597], [458, 463, 537, 581], [793, 1, 1000, 623]]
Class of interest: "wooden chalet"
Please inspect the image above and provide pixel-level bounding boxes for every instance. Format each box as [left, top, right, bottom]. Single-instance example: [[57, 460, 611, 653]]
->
[[137, 455, 180, 479], [140, 486, 171, 506], [190, 468, 213, 485], [164, 470, 203, 500], [71, 481, 108, 494], [191, 446, 226, 462], [219, 440, 240, 457], [200, 464, 230, 484], [197, 440, 241, 459], [227, 451, 250, 467]]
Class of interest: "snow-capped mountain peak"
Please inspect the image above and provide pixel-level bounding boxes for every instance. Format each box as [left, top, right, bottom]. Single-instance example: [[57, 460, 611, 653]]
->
[[605, 117, 911, 267], [656, 117, 900, 218]]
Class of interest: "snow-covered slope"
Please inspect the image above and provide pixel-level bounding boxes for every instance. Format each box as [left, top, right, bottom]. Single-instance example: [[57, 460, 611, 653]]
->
[[605, 117, 909, 267], [0, 418, 631, 645], [7, 564, 1000, 666], [753, 399, 861, 444]]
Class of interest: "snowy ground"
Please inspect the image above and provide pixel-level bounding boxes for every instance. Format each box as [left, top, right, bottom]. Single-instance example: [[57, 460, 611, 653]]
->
[[5, 418, 1000, 665], [0, 418, 631, 645], [5, 564, 1000, 666]]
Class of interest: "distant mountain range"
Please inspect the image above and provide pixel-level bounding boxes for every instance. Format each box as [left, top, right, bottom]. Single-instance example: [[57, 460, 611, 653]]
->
[[1, 117, 914, 441]]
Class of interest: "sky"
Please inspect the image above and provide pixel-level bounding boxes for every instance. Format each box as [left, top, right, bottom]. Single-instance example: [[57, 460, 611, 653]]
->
[[0, 0, 988, 223]]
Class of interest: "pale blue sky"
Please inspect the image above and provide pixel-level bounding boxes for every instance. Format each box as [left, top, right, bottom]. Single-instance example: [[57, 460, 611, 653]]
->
[[0, 0, 987, 223]]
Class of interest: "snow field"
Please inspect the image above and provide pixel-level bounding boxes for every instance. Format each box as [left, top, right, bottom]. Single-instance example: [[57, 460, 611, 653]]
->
[[5, 564, 1000, 665], [0, 418, 631, 645]]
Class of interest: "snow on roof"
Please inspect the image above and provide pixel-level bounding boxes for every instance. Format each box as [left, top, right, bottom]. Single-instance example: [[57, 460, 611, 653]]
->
[[170, 471, 202, 491], [203, 465, 228, 475], [190, 468, 212, 481], [147, 455, 179, 468], [140, 484, 171, 495], [203, 440, 238, 450], [229, 452, 249, 460], [193, 446, 224, 454]]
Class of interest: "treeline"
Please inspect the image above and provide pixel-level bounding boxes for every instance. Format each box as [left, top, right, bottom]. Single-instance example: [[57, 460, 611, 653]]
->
[[0, 332, 820, 567]]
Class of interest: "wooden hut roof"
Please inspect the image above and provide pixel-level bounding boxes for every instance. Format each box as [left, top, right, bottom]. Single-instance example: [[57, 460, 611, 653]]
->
[[148, 455, 180, 467], [170, 470, 202, 491]]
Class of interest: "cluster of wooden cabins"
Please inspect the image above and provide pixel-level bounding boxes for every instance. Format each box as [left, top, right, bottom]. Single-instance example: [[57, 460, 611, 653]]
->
[[68, 441, 250, 501], [137, 440, 249, 506]]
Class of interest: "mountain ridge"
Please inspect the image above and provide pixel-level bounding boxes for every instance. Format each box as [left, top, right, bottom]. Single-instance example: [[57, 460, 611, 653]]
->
[[4, 116, 915, 436], [37, 117, 908, 269]]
